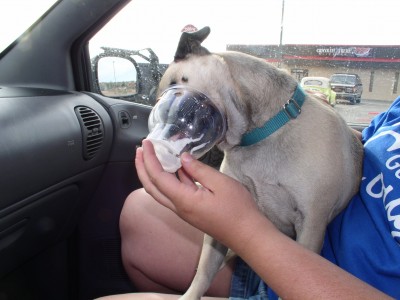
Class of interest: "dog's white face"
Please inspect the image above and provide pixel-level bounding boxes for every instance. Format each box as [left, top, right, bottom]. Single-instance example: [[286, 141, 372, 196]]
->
[[159, 54, 235, 114], [156, 27, 302, 150], [158, 50, 299, 150], [158, 53, 246, 148]]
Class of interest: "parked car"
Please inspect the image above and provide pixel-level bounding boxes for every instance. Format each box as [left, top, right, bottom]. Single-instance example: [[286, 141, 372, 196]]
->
[[330, 73, 363, 104], [300, 76, 336, 106]]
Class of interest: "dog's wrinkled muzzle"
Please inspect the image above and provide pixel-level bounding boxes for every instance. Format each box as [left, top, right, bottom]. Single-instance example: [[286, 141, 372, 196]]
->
[[147, 85, 226, 173]]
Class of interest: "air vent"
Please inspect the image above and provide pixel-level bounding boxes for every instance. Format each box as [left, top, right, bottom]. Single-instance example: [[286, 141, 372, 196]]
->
[[75, 106, 104, 160]]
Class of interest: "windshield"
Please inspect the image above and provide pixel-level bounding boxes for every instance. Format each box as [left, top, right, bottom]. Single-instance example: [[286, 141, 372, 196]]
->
[[331, 75, 357, 85], [0, 0, 58, 53], [89, 0, 400, 125]]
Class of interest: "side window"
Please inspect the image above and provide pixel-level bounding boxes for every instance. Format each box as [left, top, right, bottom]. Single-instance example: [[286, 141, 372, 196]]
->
[[88, 0, 397, 126], [88, 0, 285, 107]]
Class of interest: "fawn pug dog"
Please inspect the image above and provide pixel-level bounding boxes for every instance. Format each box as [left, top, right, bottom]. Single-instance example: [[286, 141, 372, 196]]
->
[[152, 26, 363, 299]]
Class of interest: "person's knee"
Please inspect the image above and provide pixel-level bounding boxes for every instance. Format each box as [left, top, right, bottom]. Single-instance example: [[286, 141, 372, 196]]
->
[[120, 188, 153, 236], [118, 188, 233, 295], [120, 188, 157, 284]]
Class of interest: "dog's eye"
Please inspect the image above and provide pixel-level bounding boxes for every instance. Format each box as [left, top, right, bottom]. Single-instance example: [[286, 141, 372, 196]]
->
[[182, 76, 188, 83], [170, 80, 177, 85]]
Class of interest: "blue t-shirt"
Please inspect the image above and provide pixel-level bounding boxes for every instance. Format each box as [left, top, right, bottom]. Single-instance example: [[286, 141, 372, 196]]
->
[[321, 96, 400, 298]]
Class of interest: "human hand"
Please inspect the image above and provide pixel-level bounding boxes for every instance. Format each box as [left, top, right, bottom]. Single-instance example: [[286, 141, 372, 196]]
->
[[135, 139, 264, 247]]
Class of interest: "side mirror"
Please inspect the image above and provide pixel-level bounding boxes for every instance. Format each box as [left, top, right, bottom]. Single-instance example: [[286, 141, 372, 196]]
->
[[91, 47, 164, 105], [95, 56, 138, 98]]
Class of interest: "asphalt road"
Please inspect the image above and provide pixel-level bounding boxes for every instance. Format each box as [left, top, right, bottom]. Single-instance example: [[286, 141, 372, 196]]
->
[[334, 99, 393, 125]]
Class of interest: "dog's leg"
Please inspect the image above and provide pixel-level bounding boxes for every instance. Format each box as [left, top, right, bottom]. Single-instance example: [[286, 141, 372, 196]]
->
[[180, 234, 228, 300], [295, 214, 328, 253]]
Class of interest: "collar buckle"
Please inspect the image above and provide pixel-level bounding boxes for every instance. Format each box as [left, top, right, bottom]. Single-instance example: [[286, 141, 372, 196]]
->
[[283, 98, 301, 119]]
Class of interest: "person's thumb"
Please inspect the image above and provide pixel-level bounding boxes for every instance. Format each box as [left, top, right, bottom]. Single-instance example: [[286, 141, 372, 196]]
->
[[180, 152, 226, 191]]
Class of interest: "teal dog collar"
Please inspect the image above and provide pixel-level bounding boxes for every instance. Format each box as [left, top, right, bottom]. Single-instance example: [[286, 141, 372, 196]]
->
[[240, 86, 306, 146]]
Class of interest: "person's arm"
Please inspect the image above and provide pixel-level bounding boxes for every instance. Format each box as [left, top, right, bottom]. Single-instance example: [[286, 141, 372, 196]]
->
[[233, 212, 389, 299], [135, 139, 392, 299]]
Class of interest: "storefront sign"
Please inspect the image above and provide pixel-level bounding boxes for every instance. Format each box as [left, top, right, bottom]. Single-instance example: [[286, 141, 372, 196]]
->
[[316, 47, 373, 58]]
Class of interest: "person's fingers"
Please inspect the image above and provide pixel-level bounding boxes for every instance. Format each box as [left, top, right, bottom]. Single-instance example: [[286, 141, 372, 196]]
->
[[180, 152, 259, 215], [140, 140, 199, 209], [135, 146, 163, 202], [135, 144, 177, 211], [177, 166, 197, 188], [180, 152, 233, 193], [140, 139, 165, 176]]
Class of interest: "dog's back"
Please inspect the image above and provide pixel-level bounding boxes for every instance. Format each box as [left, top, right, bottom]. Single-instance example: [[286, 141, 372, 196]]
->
[[222, 97, 363, 245], [217, 51, 363, 249]]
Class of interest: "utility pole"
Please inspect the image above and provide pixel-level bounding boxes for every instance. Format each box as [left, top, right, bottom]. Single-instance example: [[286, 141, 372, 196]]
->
[[278, 0, 285, 68], [113, 60, 116, 86]]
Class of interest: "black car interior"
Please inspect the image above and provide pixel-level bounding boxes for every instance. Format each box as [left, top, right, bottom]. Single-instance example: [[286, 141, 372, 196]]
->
[[0, 0, 151, 298]]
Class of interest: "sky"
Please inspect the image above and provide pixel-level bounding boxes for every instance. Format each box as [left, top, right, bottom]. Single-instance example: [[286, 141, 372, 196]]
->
[[89, 0, 282, 62], [1, 0, 400, 63], [89, 0, 400, 63]]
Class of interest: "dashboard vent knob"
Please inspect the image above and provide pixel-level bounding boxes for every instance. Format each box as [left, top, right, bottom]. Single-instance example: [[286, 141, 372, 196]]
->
[[75, 106, 104, 160]]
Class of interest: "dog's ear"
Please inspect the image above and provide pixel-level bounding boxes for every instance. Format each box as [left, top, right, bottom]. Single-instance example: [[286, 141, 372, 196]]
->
[[174, 26, 211, 61]]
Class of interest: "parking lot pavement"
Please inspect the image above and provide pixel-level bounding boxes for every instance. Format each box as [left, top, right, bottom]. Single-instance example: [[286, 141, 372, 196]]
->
[[334, 99, 393, 124]]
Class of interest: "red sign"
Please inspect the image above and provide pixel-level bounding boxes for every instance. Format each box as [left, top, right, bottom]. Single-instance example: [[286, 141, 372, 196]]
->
[[181, 24, 198, 33], [316, 46, 373, 58]]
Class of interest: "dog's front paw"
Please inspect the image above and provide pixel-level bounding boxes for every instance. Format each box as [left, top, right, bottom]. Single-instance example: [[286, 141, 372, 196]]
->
[[179, 293, 201, 300]]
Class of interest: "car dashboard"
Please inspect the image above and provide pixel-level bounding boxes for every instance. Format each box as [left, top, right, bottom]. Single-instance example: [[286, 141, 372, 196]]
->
[[0, 86, 151, 298]]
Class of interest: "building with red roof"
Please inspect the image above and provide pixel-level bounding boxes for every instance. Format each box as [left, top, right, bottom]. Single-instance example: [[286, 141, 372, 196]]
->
[[227, 44, 400, 101]]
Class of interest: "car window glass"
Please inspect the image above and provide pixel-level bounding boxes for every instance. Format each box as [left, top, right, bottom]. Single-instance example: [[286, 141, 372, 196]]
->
[[89, 0, 400, 126], [305, 80, 323, 86], [0, 0, 58, 53], [331, 75, 355, 84]]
